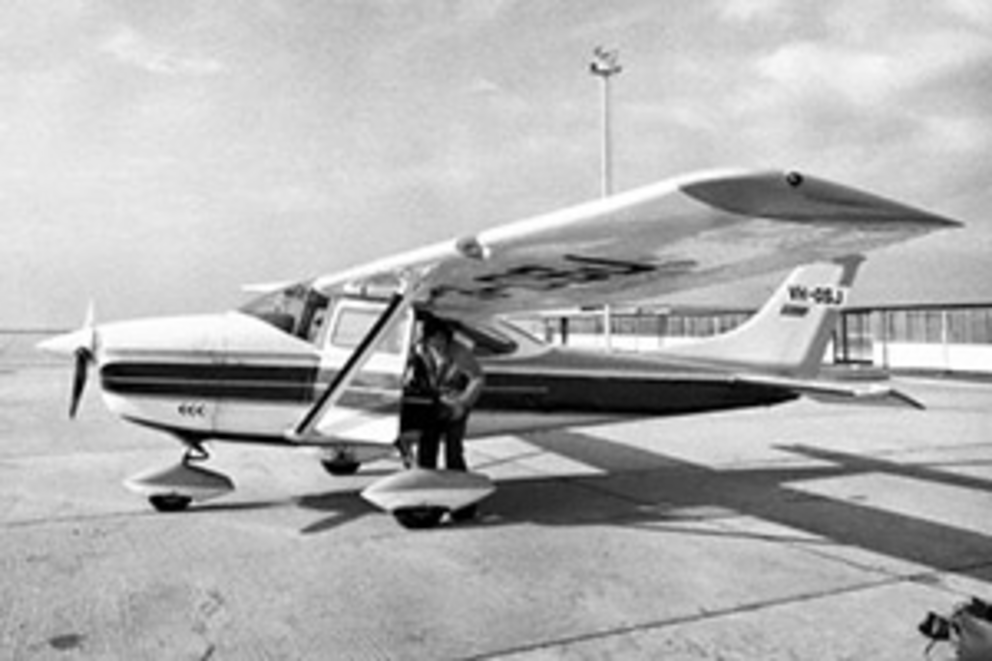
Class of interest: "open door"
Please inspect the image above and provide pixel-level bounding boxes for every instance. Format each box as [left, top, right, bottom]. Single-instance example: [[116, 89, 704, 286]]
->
[[301, 295, 414, 464]]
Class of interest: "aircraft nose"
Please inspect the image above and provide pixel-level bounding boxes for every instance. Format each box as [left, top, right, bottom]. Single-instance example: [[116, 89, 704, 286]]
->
[[37, 303, 98, 358], [37, 329, 91, 357], [36, 314, 100, 419]]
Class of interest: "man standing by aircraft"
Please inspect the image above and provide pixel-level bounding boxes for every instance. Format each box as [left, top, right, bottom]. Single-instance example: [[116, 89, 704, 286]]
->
[[409, 315, 484, 473]]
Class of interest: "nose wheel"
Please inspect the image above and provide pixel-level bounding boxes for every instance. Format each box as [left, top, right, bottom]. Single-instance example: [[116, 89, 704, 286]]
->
[[125, 441, 235, 511]]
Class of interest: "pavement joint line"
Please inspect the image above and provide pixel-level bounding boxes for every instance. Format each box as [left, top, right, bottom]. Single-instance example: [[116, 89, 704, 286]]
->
[[0, 510, 174, 530], [0, 498, 302, 531], [477, 471, 992, 657], [460, 560, 992, 661], [554, 472, 989, 582], [473, 449, 557, 473], [543, 473, 697, 521], [605, 467, 992, 595], [705, 511, 992, 595], [854, 441, 992, 458]]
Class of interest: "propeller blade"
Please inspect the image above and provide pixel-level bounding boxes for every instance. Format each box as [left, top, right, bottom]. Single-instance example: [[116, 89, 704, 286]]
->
[[37, 328, 91, 356], [39, 302, 99, 419], [69, 349, 91, 419]]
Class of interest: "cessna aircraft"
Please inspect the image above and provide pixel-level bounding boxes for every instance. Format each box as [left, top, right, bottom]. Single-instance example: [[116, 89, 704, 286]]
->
[[39, 169, 959, 528]]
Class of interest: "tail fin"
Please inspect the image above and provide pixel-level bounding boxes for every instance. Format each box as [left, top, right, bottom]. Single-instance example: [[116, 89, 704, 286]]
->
[[666, 256, 864, 378]]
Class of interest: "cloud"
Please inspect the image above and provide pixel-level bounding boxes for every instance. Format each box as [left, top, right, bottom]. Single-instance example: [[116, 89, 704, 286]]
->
[[739, 0, 992, 108], [566, 4, 666, 41], [756, 42, 895, 105], [918, 115, 989, 154], [717, 0, 789, 24], [100, 26, 224, 77], [745, 25, 992, 120], [946, 0, 992, 25], [467, 77, 501, 96], [453, 0, 522, 26], [705, 14, 992, 223], [748, 31, 992, 147], [233, 174, 357, 217]]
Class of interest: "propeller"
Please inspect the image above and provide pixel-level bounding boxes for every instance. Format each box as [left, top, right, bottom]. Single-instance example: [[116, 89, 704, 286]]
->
[[69, 345, 94, 418], [37, 303, 98, 418]]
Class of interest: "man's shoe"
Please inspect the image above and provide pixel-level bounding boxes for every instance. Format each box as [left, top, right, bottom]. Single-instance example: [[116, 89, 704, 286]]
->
[[393, 433, 416, 468]]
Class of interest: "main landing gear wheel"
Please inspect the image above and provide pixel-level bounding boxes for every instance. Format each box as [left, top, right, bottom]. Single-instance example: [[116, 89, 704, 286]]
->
[[148, 494, 193, 512], [393, 506, 446, 530], [321, 458, 361, 476]]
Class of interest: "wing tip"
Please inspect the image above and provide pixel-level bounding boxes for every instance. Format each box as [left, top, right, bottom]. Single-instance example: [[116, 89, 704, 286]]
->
[[679, 169, 962, 231]]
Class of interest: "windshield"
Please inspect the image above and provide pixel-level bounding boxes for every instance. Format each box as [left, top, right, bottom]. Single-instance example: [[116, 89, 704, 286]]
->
[[240, 284, 330, 342]]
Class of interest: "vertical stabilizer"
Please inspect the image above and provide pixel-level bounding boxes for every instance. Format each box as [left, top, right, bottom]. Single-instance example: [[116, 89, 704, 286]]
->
[[666, 256, 864, 378]]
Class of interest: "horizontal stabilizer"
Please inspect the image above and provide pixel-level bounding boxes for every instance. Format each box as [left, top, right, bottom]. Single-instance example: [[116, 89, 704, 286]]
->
[[741, 375, 925, 410], [799, 384, 925, 410]]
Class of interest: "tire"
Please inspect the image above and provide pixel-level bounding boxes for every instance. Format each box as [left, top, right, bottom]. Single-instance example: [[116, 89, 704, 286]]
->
[[393, 506, 445, 529], [449, 504, 478, 522], [148, 494, 192, 513], [321, 459, 361, 476]]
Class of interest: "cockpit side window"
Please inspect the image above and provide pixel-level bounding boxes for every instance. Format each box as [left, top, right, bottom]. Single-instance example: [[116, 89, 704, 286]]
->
[[240, 284, 330, 343], [330, 305, 405, 354]]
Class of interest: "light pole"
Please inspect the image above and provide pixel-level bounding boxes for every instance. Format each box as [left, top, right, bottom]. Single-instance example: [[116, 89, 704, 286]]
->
[[590, 47, 622, 349], [590, 46, 622, 198]]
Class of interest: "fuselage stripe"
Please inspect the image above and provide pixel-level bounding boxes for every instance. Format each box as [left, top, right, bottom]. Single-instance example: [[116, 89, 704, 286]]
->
[[100, 362, 402, 404]]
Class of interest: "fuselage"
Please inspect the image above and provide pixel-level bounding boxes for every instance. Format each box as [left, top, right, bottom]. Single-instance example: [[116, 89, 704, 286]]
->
[[92, 309, 795, 445]]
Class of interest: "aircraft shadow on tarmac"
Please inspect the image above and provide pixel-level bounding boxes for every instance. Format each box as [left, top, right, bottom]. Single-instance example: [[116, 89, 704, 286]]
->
[[295, 492, 379, 535], [194, 424, 992, 582], [478, 429, 992, 583], [191, 488, 378, 535]]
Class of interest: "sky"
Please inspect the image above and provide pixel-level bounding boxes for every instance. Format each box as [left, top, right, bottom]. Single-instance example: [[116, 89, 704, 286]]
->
[[3, 0, 991, 328]]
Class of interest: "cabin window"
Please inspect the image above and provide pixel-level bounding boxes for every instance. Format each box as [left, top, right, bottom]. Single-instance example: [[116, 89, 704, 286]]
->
[[451, 322, 518, 357], [331, 306, 405, 355]]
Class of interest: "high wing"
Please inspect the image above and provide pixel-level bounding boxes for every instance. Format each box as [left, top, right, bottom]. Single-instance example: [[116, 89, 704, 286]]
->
[[257, 168, 956, 465], [312, 169, 958, 320]]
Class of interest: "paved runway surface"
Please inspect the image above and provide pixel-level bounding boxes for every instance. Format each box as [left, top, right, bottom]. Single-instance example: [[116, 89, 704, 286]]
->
[[1, 367, 991, 660]]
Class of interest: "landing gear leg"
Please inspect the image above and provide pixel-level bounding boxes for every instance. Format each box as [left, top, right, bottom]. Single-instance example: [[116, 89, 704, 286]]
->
[[182, 441, 210, 465]]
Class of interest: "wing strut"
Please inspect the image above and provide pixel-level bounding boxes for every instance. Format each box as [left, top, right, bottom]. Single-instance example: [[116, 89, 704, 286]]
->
[[288, 285, 417, 442]]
